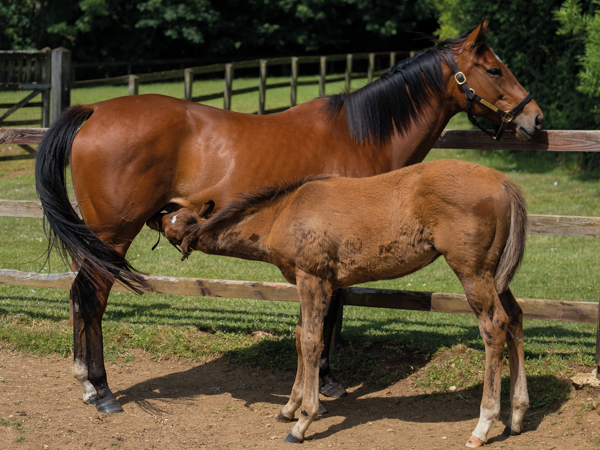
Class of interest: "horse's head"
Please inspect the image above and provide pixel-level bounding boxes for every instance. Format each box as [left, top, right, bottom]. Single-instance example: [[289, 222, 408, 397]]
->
[[447, 19, 543, 141]]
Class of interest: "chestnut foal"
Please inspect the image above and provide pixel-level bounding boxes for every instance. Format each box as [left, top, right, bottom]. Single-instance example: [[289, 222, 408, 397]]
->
[[159, 159, 529, 447]]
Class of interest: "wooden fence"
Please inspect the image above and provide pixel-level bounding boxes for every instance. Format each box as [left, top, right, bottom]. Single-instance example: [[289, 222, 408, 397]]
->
[[1, 127, 600, 373], [73, 51, 408, 114], [0, 48, 71, 128]]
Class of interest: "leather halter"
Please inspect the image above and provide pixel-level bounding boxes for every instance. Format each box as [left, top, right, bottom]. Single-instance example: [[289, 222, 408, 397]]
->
[[444, 49, 533, 141]]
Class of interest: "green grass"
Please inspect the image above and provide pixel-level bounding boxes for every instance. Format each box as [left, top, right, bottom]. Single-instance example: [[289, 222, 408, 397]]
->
[[0, 78, 599, 415]]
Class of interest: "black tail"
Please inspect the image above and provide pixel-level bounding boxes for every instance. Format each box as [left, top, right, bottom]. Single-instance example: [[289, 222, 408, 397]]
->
[[35, 105, 148, 293]]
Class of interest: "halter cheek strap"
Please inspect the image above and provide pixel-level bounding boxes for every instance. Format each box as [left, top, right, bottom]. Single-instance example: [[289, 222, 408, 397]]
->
[[444, 49, 533, 141]]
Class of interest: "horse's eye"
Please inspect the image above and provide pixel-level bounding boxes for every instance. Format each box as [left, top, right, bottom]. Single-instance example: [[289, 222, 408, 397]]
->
[[487, 68, 502, 77]]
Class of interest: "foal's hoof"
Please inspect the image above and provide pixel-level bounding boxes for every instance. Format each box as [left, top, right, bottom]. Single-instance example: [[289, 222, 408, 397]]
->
[[502, 426, 520, 437], [465, 435, 486, 447], [284, 432, 303, 444], [320, 381, 347, 398], [276, 412, 293, 423], [96, 396, 124, 414]]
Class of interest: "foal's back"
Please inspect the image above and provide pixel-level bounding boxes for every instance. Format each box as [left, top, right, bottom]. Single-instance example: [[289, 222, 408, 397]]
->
[[268, 159, 516, 288]]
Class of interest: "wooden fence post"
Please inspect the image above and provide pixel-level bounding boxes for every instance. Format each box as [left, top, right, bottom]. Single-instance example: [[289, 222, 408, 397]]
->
[[51, 47, 71, 124], [596, 294, 600, 379], [41, 48, 51, 127], [345, 54, 353, 93], [290, 57, 298, 108], [184, 68, 193, 101], [368, 53, 375, 83], [128, 75, 139, 95], [390, 51, 396, 68], [259, 59, 268, 115], [319, 56, 327, 97], [224, 63, 234, 110]]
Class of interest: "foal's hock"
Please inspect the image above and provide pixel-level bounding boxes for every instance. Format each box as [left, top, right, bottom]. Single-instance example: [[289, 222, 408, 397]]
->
[[161, 159, 528, 447]]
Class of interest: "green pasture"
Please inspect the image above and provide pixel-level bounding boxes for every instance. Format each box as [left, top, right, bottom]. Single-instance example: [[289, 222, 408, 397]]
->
[[1, 78, 599, 428]]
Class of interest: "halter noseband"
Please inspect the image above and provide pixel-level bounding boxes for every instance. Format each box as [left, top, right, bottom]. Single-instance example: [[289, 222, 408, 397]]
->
[[444, 49, 533, 141]]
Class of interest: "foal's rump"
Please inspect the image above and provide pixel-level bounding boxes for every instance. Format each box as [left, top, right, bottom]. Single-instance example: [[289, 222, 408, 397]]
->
[[414, 159, 527, 293]]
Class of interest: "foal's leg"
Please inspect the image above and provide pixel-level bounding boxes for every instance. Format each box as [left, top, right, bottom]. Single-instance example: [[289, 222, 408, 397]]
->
[[463, 278, 510, 448], [277, 311, 305, 422], [319, 289, 347, 398], [283, 275, 331, 444], [499, 288, 529, 436]]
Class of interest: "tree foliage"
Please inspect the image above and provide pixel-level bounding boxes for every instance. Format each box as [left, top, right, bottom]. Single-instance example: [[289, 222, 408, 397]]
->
[[555, 1, 600, 106], [0, 0, 436, 66]]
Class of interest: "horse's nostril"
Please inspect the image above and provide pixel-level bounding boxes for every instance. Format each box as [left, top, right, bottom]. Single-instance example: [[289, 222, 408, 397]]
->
[[535, 113, 543, 129]]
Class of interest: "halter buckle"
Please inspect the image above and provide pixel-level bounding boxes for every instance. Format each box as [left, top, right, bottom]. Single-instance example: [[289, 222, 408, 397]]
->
[[454, 72, 467, 85], [501, 111, 514, 122]]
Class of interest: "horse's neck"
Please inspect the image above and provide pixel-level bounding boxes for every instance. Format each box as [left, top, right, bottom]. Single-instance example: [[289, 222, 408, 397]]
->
[[388, 97, 456, 169]]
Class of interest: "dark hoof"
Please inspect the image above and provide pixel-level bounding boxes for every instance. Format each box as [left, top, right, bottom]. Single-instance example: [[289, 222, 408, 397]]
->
[[84, 397, 98, 406], [96, 396, 124, 414], [276, 412, 292, 423], [318, 402, 328, 415], [502, 426, 519, 437], [284, 432, 303, 444], [320, 381, 347, 398]]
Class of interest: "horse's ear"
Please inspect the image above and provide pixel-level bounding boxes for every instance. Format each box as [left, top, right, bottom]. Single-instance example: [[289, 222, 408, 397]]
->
[[464, 18, 488, 51]]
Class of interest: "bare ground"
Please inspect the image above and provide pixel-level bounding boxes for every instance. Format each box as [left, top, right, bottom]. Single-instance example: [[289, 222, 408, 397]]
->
[[1, 348, 600, 450]]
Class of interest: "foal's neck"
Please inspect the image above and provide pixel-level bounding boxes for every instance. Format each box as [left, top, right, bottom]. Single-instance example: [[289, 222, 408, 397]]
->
[[196, 202, 282, 265]]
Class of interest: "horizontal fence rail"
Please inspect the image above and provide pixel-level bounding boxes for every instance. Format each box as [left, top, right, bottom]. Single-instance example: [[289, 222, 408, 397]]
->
[[0, 269, 596, 325], [1, 199, 598, 237], [3, 129, 600, 161]]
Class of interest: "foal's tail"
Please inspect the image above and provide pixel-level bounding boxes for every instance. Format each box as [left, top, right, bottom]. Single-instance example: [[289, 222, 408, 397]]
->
[[35, 105, 147, 293], [494, 180, 528, 293]]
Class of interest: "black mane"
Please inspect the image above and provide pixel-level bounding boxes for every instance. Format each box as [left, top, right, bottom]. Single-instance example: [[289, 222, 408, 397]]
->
[[199, 175, 332, 236], [324, 25, 486, 146]]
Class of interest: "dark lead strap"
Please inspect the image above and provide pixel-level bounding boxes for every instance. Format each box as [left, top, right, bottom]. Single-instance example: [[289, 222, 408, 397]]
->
[[444, 49, 533, 141]]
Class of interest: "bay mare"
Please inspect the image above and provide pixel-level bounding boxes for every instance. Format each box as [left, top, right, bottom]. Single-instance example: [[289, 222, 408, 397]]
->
[[159, 158, 529, 447], [35, 20, 542, 417]]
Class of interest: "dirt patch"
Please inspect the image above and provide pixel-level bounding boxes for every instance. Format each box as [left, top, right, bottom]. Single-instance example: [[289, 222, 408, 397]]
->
[[1, 348, 599, 449]]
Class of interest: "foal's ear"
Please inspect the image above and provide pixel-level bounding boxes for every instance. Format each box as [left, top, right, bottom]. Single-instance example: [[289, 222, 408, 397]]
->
[[464, 17, 488, 51]]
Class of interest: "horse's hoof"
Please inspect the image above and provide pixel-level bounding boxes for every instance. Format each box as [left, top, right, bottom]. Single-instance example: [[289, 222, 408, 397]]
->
[[502, 426, 519, 437], [96, 396, 124, 414], [318, 402, 328, 415], [284, 432, 303, 444], [320, 381, 347, 398], [276, 412, 292, 423], [83, 396, 98, 406], [465, 435, 486, 447]]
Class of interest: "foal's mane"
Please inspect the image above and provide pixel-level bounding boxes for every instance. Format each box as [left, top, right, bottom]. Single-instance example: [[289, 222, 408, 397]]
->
[[325, 25, 487, 146], [199, 175, 332, 235]]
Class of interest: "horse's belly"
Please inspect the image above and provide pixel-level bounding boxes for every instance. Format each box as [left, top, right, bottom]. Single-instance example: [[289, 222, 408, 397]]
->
[[335, 241, 439, 288]]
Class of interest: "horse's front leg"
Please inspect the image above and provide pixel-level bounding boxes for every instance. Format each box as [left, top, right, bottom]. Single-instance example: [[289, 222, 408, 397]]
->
[[71, 267, 123, 413], [319, 289, 347, 399], [465, 281, 510, 447], [284, 274, 331, 444], [277, 311, 305, 422]]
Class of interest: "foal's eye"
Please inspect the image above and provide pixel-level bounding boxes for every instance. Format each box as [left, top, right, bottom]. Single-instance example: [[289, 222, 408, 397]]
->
[[487, 68, 502, 77]]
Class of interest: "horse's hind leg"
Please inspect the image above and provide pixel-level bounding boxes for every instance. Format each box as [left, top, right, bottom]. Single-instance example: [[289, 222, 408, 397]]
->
[[461, 278, 509, 447], [499, 288, 529, 436], [319, 290, 347, 399], [71, 267, 122, 412]]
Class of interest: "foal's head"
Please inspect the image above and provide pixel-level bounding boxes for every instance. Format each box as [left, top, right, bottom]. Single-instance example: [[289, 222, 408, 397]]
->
[[446, 19, 543, 140]]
